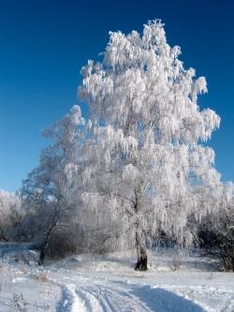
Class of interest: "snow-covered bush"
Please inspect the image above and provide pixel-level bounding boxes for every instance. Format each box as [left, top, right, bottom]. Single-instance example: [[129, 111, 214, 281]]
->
[[199, 204, 234, 271]]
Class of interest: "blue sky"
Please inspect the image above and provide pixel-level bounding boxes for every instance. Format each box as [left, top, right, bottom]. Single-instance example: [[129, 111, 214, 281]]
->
[[0, 0, 233, 192]]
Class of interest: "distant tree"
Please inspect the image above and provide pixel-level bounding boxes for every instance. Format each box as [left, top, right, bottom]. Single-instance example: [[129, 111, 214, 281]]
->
[[0, 190, 22, 240], [198, 183, 234, 271], [79, 20, 221, 270]]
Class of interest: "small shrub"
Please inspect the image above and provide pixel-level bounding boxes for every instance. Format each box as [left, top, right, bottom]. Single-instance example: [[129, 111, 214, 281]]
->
[[171, 255, 181, 271], [30, 273, 49, 283], [46, 232, 77, 259], [12, 292, 27, 312]]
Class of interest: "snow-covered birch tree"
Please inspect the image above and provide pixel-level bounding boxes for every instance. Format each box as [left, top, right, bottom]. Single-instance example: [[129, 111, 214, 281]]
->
[[79, 20, 221, 270], [21, 105, 87, 258]]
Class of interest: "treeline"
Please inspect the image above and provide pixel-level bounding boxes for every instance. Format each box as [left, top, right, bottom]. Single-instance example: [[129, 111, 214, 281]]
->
[[1, 184, 234, 271]]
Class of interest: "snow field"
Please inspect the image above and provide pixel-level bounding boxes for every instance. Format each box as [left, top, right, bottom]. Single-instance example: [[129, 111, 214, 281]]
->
[[0, 244, 234, 311]]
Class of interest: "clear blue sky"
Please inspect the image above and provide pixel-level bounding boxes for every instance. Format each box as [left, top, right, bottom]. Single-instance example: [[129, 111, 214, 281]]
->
[[0, 0, 233, 192]]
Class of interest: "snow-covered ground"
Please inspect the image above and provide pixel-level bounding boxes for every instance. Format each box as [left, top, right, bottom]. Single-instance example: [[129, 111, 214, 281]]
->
[[0, 243, 233, 311]]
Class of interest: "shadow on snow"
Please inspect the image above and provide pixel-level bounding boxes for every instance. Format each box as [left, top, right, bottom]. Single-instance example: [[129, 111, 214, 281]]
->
[[132, 284, 204, 312]]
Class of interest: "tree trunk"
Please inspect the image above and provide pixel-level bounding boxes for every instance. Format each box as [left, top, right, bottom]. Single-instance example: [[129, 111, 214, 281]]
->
[[37, 205, 60, 265], [38, 246, 46, 265], [135, 230, 147, 271]]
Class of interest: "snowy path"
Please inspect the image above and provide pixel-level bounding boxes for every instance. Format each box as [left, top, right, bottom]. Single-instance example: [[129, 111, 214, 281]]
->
[[52, 272, 234, 312], [53, 272, 206, 312], [49, 262, 233, 312], [1, 243, 234, 311]]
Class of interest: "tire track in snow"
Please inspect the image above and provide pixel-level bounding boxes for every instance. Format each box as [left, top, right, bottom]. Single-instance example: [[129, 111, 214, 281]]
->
[[75, 287, 106, 311], [56, 283, 86, 312], [55, 275, 151, 312], [75, 283, 152, 312]]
